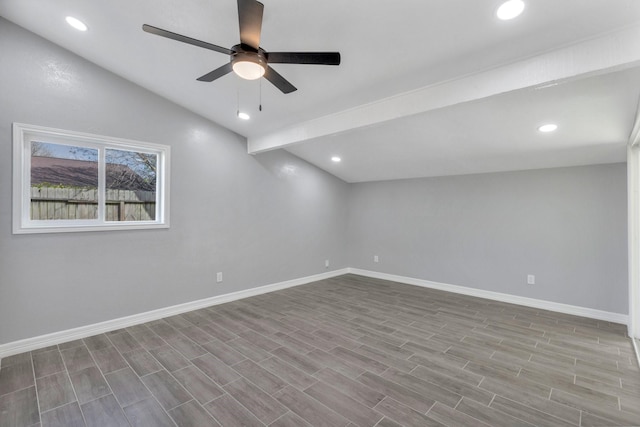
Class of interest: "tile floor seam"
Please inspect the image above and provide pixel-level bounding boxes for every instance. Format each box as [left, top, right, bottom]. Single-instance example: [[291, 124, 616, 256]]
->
[[164, 397, 196, 413], [445, 399, 493, 426], [204, 391, 261, 426], [52, 350, 89, 427], [0, 383, 33, 399], [486, 392, 496, 407], [97, 335, 184, 426], [220, 383, 271, 426], [267, 411, 293, 427], [27, 352, 42, 427], [294, 382, 376, 427], [230, 358, 296, 397]]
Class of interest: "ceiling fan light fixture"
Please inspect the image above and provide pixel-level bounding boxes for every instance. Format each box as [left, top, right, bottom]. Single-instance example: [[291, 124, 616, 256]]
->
[[232, 58, 266, 80], [497, 0, 525, 20]]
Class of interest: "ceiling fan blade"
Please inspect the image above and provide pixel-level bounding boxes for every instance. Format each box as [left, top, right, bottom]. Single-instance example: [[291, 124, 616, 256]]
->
[[267, 52, 341, 65], [264, 66, 297, 94], [237, 0, 263, 50], [143, 24, 233, 55], [196, 63, 233, 82]]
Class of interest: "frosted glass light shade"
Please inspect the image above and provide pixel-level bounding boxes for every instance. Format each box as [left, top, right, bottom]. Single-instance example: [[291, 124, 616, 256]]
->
[[233, 61, 265, 80]]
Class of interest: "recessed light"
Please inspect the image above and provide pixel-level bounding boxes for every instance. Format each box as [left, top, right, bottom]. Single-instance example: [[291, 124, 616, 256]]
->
[[538, 124, 558, 133], [331, 156, 341, 163], [496, 0, 525, 20], [237, 111, 250, 120], [65, 16, 88, 31]]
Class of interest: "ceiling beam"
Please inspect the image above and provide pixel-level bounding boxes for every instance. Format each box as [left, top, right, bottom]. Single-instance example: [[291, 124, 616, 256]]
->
[[248, 24, 640, 154]]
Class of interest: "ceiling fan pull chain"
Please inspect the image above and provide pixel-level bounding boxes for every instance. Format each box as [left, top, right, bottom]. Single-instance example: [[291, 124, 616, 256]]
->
[[236, 82, 240, 116], [259, 78, 263, 112]]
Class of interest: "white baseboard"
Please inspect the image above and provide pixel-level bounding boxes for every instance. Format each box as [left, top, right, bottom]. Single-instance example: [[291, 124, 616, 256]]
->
[[0, 268, 348, 361], [0, 267, 629, 362], [348, 268, 629, 325]]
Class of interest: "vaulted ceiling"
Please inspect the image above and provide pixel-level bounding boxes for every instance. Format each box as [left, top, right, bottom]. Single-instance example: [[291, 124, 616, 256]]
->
[[2, 0, 639, 182]]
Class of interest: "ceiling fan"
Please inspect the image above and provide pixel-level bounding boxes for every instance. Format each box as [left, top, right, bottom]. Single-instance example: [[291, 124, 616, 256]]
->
[[143, 0, 341, 94]]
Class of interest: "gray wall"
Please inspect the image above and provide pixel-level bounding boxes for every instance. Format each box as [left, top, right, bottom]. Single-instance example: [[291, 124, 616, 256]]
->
[[0, 19, 350, 345], [348, 164, 628, 314]]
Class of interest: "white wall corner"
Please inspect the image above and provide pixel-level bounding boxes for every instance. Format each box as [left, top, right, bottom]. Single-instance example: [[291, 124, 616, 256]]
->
[[628, 145, 638, 339], [628, 97, 640, 339]]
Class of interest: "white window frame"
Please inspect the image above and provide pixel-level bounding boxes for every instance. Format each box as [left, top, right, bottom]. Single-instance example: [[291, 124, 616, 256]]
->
[[13, 123, 170, 234]]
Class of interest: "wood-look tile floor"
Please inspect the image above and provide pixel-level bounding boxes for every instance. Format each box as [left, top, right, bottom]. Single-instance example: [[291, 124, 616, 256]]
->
[[1, 274, 639, 426]]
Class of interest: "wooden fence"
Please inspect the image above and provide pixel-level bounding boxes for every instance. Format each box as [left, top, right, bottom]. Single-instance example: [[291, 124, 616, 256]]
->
[[30, 186, 156, 221]]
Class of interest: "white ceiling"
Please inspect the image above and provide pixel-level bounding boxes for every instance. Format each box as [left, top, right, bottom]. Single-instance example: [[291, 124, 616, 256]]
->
[[288, 68, 640, 182], [1, 0, 640, 182]]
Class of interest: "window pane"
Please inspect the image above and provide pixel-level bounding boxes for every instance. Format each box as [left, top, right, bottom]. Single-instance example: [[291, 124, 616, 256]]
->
[[105, 148, 157, 221], [14, 123, 169, 234], [30, 141, 98, 220]]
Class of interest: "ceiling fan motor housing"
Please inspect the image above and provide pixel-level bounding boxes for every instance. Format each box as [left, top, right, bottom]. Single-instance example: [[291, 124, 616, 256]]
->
[[232, 44, 267, 66]]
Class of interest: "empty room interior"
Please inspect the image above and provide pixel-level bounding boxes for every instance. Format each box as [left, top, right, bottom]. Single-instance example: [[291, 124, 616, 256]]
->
[[1, 0, 640, 426]]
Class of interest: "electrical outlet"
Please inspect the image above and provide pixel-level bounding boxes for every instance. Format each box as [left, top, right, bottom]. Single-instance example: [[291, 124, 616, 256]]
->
[[325, 259, 330, 268], [374, 255, 379, 263], [216, 272, 223, 283], [527, 274, 535, 285]]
